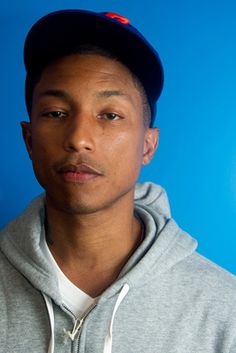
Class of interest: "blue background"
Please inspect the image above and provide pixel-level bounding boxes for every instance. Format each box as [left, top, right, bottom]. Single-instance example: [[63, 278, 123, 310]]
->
[[0, 0, 235, 273]]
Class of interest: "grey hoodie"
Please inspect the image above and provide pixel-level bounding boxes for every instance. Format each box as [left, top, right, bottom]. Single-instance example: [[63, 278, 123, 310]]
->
[[0, 182, 236, 353]]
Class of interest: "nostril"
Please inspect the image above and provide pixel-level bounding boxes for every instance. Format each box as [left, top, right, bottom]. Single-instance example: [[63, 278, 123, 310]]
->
[[64, 142, 94, 153], [63, 132, 95, 153]]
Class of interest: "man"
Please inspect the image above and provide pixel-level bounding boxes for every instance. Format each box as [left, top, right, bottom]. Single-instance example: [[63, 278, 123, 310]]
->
[[0, 9, 235, 353]]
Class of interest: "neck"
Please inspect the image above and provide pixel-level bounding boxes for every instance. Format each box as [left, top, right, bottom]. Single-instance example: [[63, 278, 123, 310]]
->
[[45, 193, 142, 296]]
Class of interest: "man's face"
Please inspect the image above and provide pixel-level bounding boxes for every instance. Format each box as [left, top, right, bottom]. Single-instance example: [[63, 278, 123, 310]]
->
[[22, 54, 158, 214]]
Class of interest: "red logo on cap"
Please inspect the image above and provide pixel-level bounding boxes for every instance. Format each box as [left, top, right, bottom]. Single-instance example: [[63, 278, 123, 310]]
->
[[104, 12, 130, 25]]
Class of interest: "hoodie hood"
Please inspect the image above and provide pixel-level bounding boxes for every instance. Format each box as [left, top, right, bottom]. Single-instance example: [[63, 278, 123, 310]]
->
[[0, 194, 60, 303], [0, 182, 197, 303], [112, 182, 197, 292]]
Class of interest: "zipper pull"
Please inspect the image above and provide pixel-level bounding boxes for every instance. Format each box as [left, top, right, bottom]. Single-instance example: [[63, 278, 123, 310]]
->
[[62, 302, 97, 343], [63, 318, 84, 342]]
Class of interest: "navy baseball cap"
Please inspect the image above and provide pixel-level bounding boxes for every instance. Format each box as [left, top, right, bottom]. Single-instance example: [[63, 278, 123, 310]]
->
[[24, 9, 164, 126]]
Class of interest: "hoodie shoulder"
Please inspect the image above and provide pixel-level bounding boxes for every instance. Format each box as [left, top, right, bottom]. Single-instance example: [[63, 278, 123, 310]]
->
[[188, 251, 236, 291]]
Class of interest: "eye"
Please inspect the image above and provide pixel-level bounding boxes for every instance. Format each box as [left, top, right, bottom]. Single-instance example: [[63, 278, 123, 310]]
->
[[42, 111, 67, 119], [98, 112, 122, 121]]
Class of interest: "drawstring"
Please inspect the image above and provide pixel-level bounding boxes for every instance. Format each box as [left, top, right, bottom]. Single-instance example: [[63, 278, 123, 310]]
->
[[43, 294, 55, 353], [103, 283, 130, 353]]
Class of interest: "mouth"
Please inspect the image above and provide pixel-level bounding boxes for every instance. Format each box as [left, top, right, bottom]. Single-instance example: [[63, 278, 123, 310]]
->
[[57, 163, 103, 183]]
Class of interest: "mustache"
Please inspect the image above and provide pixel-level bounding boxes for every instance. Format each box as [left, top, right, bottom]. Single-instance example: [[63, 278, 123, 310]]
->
[[54, 155, 107, 175]]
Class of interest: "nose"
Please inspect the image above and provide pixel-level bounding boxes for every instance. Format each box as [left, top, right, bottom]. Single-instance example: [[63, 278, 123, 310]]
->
[[63, 112, 96, 153]]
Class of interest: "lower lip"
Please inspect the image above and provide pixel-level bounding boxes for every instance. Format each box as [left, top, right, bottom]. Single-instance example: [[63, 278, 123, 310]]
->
[[60, 171, 99, 183]]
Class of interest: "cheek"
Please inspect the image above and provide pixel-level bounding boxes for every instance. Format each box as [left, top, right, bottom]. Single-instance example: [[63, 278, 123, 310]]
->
[[32, 138, 48, 161], [31, 125, 59, 153], [30, 129, 56, 169], [30, 131, 57, 187], [107, 131, 145, 171]]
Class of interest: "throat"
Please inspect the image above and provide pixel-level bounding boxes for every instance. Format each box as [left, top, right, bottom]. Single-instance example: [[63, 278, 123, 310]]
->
[[46, 217, 144, 296]]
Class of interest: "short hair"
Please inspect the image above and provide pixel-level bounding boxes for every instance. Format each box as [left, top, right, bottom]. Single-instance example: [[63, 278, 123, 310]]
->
[[25, 45, 151, 127]]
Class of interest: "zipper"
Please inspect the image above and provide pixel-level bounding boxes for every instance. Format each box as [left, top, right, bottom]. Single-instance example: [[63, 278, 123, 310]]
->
[[62, 302, 97, 349]]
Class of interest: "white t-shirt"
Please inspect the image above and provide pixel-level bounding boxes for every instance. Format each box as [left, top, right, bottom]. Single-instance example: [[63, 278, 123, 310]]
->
[[42, 240, 96, 318]]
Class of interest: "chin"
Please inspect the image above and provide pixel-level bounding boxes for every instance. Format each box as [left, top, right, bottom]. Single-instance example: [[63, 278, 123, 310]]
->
[[45, 180, 136, 216], [61, 203, 100, 215]]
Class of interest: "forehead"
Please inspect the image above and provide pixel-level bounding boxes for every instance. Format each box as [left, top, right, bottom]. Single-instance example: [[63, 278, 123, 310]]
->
[[31, 54, 145, 119], [32, 54, 144, 122], [37, 54, 139, 92]]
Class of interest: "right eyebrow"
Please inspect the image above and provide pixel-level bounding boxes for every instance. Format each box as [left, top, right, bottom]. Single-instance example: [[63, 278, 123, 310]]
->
[[38, 89, 71, 101]]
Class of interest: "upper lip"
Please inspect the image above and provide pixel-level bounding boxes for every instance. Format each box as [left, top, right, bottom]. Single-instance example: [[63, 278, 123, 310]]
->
[[58, 163, 103, 175]]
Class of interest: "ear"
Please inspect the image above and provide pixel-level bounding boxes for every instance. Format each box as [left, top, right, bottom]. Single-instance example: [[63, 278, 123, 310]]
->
[[142, 128, 159, 165], [21, 121, 33, 160]]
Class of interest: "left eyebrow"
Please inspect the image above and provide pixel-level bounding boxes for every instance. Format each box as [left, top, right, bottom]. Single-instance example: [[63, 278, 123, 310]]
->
[[95, 90, 130, 99]]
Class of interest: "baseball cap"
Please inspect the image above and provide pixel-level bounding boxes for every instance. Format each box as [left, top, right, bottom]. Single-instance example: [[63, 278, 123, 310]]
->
[[24, 9, 164, 126]]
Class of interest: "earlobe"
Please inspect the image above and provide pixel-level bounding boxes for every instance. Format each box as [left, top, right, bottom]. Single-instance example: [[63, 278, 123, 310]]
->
[[21, 121, 33, 159], [142, 128, 159, 165]]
